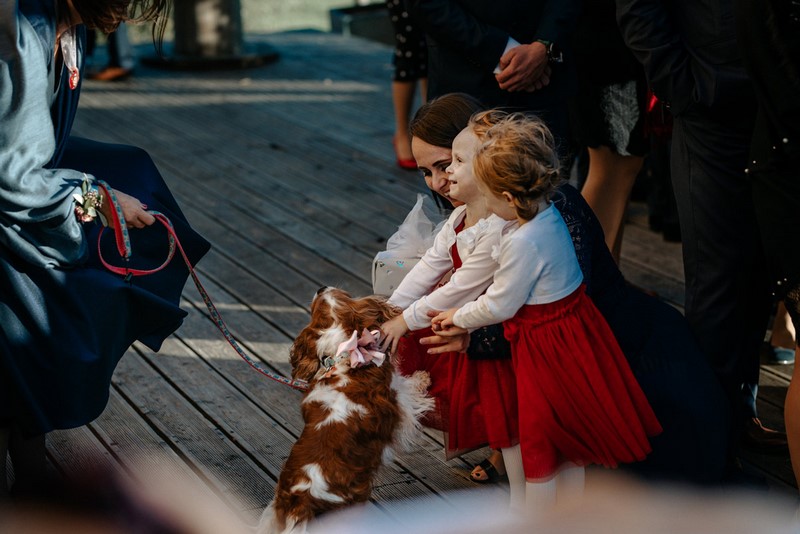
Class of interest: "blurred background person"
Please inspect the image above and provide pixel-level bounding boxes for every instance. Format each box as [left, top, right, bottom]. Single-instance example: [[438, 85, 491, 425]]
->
[[387, 0, 427, 170]]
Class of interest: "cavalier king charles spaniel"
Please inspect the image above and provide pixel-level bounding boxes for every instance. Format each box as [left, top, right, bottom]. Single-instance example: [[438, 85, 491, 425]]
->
[[257, 287, 434, 534]]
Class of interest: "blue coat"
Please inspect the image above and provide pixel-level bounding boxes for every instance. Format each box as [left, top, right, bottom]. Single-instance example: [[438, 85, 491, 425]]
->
[[0, 0, 210, 435]]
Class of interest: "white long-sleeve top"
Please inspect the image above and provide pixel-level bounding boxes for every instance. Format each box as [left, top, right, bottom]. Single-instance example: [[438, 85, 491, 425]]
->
[[389, 205, 517, 330], [453, 204, 584, 330]]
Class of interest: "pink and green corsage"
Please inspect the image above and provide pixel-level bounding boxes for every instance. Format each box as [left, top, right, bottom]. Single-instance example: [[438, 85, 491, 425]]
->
[[73, 174, 107, 225]]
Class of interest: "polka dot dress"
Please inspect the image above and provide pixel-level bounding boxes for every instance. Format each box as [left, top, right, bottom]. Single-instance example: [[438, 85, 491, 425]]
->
[[387, 0, 427, 81]]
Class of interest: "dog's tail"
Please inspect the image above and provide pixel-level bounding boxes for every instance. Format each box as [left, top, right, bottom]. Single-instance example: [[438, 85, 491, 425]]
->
[[392, 371, 436, 452]]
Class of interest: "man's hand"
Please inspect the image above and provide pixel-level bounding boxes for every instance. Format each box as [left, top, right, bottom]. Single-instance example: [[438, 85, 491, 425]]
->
[[380, 314, 409, 355], [495, 42, 551, 92]]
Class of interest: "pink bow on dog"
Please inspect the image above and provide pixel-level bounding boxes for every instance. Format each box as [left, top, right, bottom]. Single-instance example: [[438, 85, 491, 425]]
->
[[337, 329, 386, 368]]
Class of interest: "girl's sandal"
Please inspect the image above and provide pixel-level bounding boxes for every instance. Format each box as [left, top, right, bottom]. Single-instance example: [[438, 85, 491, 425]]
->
[[470, 458, 507, 484]]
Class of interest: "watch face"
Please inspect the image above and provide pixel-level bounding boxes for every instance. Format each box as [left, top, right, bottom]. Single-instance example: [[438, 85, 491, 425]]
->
[[548, 43, 563, 64]]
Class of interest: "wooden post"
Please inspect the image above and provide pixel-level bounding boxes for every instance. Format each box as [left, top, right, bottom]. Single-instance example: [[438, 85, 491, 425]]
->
[[144, 0, 278, 70], [173, 0, 243, 58]]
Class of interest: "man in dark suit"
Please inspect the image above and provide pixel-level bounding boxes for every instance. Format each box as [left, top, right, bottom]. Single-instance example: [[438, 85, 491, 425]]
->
[[616, 0, 784, 470], [735, 0, 800, 486], [410, 0, 581, 155]]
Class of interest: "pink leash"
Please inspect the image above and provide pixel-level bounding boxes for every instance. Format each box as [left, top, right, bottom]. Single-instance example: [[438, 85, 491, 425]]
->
[[96, 181, 310, 392]]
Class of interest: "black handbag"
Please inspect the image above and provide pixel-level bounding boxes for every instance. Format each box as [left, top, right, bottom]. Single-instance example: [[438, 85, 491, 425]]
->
[[467, 323, 512, 360]]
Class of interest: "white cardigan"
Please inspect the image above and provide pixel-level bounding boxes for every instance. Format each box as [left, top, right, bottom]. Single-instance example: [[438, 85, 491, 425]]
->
[[454, 204, 583, 330], [389, 205, 517, 330]]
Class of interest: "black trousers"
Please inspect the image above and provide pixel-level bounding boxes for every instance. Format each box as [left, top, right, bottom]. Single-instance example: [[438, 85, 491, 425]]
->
[[670, 110, 771, 449]]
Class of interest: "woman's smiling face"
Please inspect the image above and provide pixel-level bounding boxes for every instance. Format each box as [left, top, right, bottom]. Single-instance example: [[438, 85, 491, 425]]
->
[[411, 136, 463, 207]]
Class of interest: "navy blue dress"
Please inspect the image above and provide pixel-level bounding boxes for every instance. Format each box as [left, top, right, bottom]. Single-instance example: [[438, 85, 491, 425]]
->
[[555, 184, 729, 484], [0, 1, 210, 436]]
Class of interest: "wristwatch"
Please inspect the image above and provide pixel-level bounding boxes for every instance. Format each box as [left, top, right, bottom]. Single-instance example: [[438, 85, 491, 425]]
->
[[536, 40, 563, 64]]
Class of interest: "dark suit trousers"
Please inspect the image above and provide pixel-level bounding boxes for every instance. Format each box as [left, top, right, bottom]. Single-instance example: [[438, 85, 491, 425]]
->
[[670, 110, 771, 448]]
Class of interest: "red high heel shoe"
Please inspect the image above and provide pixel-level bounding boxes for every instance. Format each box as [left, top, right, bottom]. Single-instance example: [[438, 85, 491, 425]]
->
[[393, 138, 418, 171]]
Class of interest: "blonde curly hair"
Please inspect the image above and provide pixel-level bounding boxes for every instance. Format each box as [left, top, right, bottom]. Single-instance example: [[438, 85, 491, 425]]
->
[[471, 111, 562, 221]]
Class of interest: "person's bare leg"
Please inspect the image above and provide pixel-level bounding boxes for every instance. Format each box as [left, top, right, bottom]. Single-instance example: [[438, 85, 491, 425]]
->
[[580, 146, 644, 263], [392, 80, 417, 162], [0, 427, 9, 498], [785, 348, 800, 490], [772, 302, 796, 349], [8, 428, 47, 497]]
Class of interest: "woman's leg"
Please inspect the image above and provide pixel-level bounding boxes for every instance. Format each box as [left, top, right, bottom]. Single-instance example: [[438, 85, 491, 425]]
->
[[786, 350, 800, 489], [392, 80, 418, 162], [771, 302, 796, 350], [580, 146, 644, 263], [8, 428, 47, 497]]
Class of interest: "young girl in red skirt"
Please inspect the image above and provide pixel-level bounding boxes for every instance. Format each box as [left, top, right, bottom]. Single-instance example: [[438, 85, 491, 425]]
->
[[434, 112, 662, 512], [381, 113, 520, 460]]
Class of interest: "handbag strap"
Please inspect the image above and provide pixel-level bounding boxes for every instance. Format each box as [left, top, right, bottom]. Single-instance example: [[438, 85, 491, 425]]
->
[[94, 182, 310, 392]]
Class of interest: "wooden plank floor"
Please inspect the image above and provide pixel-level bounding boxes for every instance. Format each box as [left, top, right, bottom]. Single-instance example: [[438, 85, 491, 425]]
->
[[46, 29, 796, 525]]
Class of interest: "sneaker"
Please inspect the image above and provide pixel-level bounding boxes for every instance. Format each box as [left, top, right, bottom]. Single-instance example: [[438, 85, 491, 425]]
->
[[768, 345, 796, 365]]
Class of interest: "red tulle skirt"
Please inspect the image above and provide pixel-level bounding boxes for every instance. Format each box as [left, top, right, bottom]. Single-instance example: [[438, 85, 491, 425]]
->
[[504, 286, 662, 480], [398, 329, 518, 456]]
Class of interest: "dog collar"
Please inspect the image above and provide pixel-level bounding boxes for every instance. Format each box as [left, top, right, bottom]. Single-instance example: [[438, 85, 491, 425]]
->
[[322, 329, 386, 372]]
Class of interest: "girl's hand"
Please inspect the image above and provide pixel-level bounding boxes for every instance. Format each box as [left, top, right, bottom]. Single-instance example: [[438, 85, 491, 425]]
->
[[431, 308, 458, 332], [100, 189, 156, 229], [380, 314, 409, 355]]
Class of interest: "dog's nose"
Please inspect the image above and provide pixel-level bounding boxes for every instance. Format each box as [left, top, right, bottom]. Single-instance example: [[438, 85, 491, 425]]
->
[[316, 286, 328, 296]]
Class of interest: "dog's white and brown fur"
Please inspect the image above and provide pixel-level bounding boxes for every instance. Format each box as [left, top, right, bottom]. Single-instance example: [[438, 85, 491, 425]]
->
[[257, 287, 434, 534]]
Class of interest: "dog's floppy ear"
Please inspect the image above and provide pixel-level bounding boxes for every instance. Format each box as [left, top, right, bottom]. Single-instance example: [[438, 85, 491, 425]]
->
[[290, 328, 322, 382], [357, 296, 401, 328]]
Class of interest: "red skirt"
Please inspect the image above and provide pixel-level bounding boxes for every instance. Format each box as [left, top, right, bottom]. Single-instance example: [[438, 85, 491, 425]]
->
[[504, 286, 662, 480], [398, 329, 518, 455]]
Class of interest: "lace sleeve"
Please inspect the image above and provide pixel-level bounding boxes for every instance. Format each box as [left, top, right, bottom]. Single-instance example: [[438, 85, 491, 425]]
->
[[552, 184, 625, 297]]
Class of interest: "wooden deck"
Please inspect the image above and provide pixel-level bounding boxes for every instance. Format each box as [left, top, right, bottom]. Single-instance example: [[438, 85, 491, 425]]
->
[[47, 29, 796, 525]]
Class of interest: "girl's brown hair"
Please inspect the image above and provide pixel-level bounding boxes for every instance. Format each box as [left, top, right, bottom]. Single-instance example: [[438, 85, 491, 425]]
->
[[471, 111, 562, 221]]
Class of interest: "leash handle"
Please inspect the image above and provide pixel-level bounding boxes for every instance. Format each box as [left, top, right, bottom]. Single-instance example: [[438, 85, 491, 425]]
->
[[96, 180, 131, 259], [97, 211, 177, 277], [94, 185, 309, 391]]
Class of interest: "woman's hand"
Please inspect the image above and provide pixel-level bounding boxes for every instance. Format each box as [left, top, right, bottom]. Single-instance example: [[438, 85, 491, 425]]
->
[[380, 314, 410, 355], [419, 330, 470, 354], [100, 189, 155, 229]]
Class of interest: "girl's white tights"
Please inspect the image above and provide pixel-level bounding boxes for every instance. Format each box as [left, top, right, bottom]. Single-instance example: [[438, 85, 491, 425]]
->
[[501, 446, 585, 515], [501, 445, 527, 510], [556, 463, 585, 502]]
